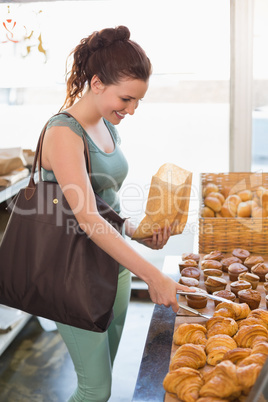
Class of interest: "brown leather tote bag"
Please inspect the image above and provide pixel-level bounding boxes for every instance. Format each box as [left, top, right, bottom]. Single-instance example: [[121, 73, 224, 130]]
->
[[0, 113, 125, 332]]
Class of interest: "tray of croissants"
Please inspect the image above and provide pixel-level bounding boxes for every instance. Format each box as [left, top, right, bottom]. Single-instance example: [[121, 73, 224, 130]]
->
[[163, 248, 268, 402]]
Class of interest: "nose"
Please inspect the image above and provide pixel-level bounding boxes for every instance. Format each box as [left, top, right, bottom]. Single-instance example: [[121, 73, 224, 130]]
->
[[126, 100, 139, 115]]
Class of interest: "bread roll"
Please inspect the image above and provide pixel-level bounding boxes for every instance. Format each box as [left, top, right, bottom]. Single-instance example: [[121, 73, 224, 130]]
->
[[201, 206, 215, 217], [209, 191, 225, 205], [237, 202, 251, 217], [203, 183, 219, 197], [237, 189, 252, 202], [204, 196, 222, 212]]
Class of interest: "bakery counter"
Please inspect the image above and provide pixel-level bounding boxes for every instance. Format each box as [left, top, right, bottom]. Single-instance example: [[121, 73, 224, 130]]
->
[[132, 255, 268, 402]]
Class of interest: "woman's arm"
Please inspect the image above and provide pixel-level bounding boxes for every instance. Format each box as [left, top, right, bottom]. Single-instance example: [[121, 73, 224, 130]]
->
[[42, 126, 193, 312]]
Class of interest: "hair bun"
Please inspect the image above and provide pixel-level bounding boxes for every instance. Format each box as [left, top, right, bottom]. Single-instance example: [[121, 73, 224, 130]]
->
[[114, 25, 130, 41], [89, 26, 130, 52]]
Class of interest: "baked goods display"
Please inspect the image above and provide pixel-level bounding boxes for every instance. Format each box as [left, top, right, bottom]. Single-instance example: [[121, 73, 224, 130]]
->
[[164, 250, 268, 401], [201, 182, 268, 218]]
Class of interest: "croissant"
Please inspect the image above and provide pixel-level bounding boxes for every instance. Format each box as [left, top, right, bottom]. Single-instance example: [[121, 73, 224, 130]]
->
[[248, 309, 268, 326], [238, 316, 268, 330], [214, 302, 250, 321], [237, 363, 262, 395], [233, 324, 268, 348], [173, 323, 207, 346], [205, 334, 237, 354], [163, 367, 204, 402], [206, 316, 238, 338], [199, 360, 241, 399], [252, 341, 268, 356], [196, 399, 230, 402], [251, 335, 268, 348], [237, 352, 267, 367], [221, 347, 252, 365], [170, 343, 207, 370]]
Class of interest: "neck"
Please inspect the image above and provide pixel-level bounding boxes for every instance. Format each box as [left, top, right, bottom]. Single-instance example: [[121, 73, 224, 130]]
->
[[66, 91, 101, 127]]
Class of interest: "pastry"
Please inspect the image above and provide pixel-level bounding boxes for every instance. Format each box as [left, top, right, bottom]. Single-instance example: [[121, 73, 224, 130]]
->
[[238, 272, 259, 290], [163, 367, 204, 401], [233, 324, 268, 348], [236, 363, 262, 395], [212, 290, 236, 306], [251, 341, 268, 356], [180, 267, 201, 280], [173, 323, 207, 346], [204, 276, 227, 294], [179, 276, 199, 287], [237, 289, 261, 310], [221, 347, 252, 365], [206, 316, 238, 338], [266, 294, 268, 309], [228, 263, 248, 281], [199, 360, 242, 399], [179, 259, 198, 272], [204, 196, 222, 212], [221, 202, 236, 217], [205, 334, 237, 366], [201, 260, 222, 270], [221, 256, 242, 273], [237, 352, 267, 368], [251, 262, 268, 281], [244, 255, 264, 271], [203, 269, 223, 280], [203, 251, 224, 261], [252, 206, 268, 217], [186, 287, 208, 309], [232, 248, 250, 262], [196, 398, 230, 402], [265, 272, 268, 282], [263, 282, 268, 295], [169, 343, 206, 370], [248, 309, 268, 327], [213, 302, 250, 321], [238, 317, 268, 330], [230, 280, 252, 296], [182, 252, 201, 263]]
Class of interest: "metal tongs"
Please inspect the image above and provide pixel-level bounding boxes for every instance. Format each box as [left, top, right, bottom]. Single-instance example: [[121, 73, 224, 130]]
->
[[176, 290, 233, 304], [177, 303, 211, 319]]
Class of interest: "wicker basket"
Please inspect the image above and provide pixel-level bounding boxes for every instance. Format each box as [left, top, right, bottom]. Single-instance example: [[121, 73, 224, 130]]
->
[[199, 172, 268, 254]]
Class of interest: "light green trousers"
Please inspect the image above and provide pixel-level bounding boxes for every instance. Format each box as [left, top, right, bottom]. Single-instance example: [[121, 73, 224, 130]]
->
[[56, 268, 131, 402]]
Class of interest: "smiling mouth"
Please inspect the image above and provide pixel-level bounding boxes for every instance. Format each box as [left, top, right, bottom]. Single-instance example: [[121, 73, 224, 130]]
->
[[115, 111, 125, 119]]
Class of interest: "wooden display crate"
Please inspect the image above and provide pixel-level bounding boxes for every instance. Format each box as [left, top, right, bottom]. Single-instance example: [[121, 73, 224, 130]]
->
[[199, 172, 268, 254]]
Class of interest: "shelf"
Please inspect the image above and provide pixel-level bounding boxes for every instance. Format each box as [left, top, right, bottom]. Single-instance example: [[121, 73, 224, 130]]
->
[[0, 312, 31, 356], [0, 172, 38, 204]]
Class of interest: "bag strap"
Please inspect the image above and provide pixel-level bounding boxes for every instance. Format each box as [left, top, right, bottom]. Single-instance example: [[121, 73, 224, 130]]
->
[[25, 112, 91, 200]]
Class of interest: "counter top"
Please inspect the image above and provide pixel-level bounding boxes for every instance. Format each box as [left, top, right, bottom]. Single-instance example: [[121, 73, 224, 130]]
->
[[132, 255, 268, 402]]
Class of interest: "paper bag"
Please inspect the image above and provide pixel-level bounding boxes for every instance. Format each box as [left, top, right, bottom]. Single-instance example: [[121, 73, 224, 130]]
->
[[132, 163, 192, 240], [0, 148, 26, 176]]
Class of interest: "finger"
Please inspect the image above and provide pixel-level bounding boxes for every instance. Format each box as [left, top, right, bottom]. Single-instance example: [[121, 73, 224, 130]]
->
[[176, 284, 196, 292]]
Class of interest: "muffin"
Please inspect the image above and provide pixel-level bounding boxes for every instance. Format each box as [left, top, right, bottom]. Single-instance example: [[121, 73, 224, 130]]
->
[[244, 255, 264, 271], [230, 280, 252, 296], [180, 267, 201, 280], [212, 289, 236, 306], [203, 250, 224, 261], [238, 272, 260, 290], [185, 287, 208, 309], [203, 269, 223, 280], [179, 259, 198, 272], [221, 256, 242, 273], [204, 276, 227, 294], [238, 289, 261, 310], [179, 276, 199, 287], [251, 263, 268, 282], [181, 253, 200, 263], [263, 282, 268, 295], [228, 263, 248, 281], [201, 259, 223, 271], [232, 248, 250, 262]]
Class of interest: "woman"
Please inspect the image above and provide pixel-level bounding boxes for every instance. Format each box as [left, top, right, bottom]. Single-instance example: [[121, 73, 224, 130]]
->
[[41, 25, 192, 401]]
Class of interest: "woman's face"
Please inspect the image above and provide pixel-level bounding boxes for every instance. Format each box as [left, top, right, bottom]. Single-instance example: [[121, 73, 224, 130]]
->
[[95, 77, 149, 125]]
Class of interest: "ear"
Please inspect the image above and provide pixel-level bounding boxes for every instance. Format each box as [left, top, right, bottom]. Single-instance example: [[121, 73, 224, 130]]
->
[[91, 75, 105, 94]]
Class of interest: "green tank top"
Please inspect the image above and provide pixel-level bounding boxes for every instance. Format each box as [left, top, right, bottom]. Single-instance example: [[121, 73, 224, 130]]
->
[[41, 113, 128, 214]]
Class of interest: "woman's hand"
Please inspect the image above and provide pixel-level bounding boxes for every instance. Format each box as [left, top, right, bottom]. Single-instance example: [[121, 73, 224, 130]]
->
[[146, 271, 196, 313], [136, 226, 172, 249]]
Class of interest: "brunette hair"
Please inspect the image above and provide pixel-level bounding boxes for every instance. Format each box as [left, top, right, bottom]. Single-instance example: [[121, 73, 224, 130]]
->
[[61, 25, 152, 109]]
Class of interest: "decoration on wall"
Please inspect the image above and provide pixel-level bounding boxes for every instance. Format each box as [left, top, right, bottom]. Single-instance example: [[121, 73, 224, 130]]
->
[[0, 4, 47, 62]]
